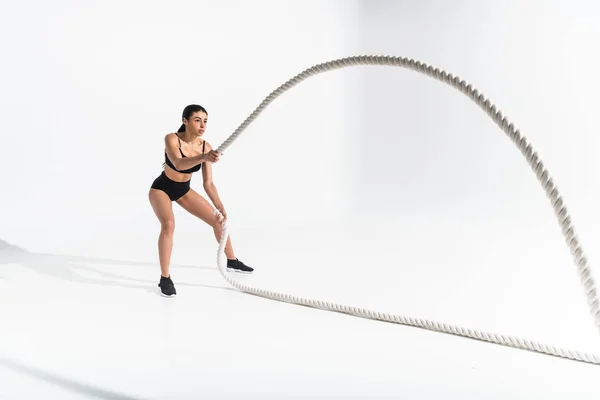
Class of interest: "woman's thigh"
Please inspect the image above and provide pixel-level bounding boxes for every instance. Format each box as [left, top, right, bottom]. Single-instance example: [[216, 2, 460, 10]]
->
[[149, 188, 174, 226], [176, 188, 218, 226]]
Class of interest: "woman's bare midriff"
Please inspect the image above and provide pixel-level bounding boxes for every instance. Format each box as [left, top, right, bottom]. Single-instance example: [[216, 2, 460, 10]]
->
[[163, 165, 192, 182]]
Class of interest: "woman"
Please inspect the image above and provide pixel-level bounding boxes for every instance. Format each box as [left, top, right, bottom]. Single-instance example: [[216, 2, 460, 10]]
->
[[149, 104, 253, 297]]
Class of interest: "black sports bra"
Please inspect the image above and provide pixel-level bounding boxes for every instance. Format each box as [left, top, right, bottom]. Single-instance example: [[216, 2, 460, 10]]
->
[[164, 135, 205, 173]]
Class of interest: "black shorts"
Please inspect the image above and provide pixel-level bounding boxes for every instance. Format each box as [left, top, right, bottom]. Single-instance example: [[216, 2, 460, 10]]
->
[[151, 171, 191, 201]]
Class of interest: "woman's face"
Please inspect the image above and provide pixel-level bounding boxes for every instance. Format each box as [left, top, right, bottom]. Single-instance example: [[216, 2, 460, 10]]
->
[[185, 111, 208, 137]]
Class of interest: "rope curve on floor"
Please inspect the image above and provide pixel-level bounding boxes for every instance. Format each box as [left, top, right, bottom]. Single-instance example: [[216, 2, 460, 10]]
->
[[213, 55, 600, 365]]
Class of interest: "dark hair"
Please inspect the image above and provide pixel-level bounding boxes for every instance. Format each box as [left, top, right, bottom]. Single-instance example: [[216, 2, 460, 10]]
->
[[177, 104, 208, 132]]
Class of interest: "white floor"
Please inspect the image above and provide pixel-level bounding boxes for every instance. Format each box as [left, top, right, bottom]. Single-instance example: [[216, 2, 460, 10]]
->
[[1, 216, 600, 399]]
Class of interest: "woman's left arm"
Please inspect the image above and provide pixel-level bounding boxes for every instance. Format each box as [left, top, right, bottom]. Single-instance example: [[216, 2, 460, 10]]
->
[[202, 142, 227, 219]]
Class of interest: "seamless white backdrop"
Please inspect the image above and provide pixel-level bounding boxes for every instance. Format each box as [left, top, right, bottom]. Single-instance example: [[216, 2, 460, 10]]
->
[[2, 1, 600, 392], [3, 1, 597, 259], [355, 0, 600, 226], [0, 0, 361, 256], [346, 0, 600, 355]]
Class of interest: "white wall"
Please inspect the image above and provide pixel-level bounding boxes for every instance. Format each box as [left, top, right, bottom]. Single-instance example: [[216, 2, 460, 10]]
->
[[1, 0, 599, 282], [343, 0, 600, 344], [0, 0, 361, 256], [2, 0, 600, 355], [351, 0, 600, 260]]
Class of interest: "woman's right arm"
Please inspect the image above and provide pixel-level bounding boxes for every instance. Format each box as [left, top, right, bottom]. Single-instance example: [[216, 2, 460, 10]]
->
[[164, 133, 205, 170]]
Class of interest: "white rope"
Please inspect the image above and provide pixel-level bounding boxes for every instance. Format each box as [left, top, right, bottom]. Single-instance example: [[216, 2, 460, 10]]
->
[[213, 55, 600, 365]]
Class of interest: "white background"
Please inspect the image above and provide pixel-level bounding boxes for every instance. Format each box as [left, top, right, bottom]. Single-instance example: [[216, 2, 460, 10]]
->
[[1, 0, 600, 398], [0, 0, 361, 255]]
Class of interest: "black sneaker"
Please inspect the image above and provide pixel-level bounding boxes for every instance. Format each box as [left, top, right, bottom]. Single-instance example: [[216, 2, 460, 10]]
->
[[227, 258, 254, 274], [158, 275, 176, 297]]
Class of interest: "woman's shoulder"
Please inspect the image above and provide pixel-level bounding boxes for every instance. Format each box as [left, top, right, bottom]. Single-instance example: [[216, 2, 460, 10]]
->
[[164, 132, 179, 140]]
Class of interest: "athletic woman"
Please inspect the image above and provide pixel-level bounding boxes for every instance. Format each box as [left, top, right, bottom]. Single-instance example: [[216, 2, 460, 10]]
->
[[149, 104, 253, 297]]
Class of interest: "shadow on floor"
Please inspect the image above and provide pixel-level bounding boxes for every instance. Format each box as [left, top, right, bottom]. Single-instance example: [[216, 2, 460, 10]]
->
[[0, 240, 241, 398], [0, 354, 147, 400], [0, 239, 236, 294]]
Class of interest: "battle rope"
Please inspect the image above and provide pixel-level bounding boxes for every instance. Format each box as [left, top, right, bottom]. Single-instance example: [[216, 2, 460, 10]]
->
[[213, 55, 600, 365]]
